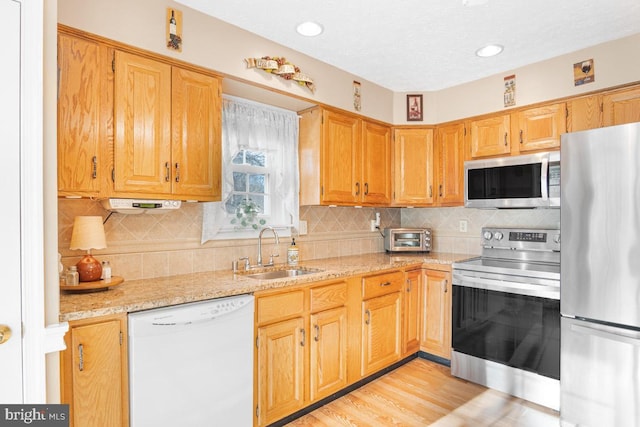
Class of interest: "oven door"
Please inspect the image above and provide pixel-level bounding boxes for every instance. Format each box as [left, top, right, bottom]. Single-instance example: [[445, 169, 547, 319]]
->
[[451, 283, 560, 380]]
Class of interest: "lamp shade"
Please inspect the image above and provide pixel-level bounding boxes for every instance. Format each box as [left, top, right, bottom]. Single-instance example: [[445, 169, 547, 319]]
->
[[70, 216, 107, 251]]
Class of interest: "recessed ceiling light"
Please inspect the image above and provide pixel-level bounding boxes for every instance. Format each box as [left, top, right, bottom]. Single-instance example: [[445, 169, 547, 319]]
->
[[475, 44, 504, 57], [296, 21, 323, 37]]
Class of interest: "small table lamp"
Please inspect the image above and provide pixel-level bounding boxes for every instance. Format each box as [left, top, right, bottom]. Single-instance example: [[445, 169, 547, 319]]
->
[[70, 216, 107, 282]]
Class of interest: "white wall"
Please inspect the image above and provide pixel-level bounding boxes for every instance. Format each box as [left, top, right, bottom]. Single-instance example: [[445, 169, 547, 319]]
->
[[393, 33, 640, 124], [57, 0, 395, 123]]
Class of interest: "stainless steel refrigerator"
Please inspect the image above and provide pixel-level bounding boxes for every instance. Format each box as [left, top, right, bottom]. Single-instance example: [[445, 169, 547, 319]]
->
[[560, 121, 640, 427]]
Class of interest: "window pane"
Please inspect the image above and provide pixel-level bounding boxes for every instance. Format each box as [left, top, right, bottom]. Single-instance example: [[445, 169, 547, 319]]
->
[[246, 151, 265, 167], [233, 172, 247, 192], [250, 195, 265, 213], [249, 174, 265, 193], [225, 194, 246, 214], [232, 150, 244, 165]]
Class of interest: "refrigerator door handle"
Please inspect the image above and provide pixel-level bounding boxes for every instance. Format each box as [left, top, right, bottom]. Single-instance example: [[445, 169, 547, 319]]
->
[[571, 322, 640, 346]]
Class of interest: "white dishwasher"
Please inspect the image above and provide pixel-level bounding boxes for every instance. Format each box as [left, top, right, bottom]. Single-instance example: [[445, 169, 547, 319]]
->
[[128, 294, 254, 427]]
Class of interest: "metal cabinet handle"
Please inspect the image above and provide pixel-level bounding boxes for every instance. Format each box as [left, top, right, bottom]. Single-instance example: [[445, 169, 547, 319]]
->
[[91, 156, 97, 179], [314, 325, 320, 342], [364, 182, 369, 195], [300, 328, 305, 347], [78, 343, 84, 371], [365, 309, 371, 325], [504, 132, 508, 146], [519, 130, 523, 144], [355, 182, 360, 196], [175, 162, 180, 182], [165, 162, 170, 182], [0, 325, 12, 345], [379, 281, 391, 287]]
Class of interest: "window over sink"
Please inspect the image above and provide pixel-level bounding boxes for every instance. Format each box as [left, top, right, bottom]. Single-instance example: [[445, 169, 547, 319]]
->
[[202, 96, 299, 241]]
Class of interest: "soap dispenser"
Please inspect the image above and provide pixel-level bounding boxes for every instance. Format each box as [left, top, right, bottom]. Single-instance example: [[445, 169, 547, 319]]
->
[[287, 238, 299, 266]]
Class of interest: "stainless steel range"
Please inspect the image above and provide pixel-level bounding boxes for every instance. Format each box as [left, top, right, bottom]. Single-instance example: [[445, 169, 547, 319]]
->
[[451, 227, 560, 411]]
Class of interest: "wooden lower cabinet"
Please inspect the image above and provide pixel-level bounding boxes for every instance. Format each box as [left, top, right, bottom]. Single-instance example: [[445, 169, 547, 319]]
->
[[403, 268, 422, 356], [255, 280, 349, 427], [421, 268, 452, 359], [360, 271, 403, 376], [256, 317, 306, 426], [60, 314, 128, 427]]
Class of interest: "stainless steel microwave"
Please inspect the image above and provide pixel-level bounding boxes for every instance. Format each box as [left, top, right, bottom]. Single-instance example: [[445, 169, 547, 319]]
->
[[383, 228, 432, 253], [464, 151, 560, 208]]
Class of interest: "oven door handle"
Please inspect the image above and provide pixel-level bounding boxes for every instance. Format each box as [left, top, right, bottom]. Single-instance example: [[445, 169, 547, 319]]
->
[[453, 273, 559, 300]]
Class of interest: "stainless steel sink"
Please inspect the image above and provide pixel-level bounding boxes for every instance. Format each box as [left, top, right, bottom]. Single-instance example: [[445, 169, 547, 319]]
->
[[244, 268, 322, 280]]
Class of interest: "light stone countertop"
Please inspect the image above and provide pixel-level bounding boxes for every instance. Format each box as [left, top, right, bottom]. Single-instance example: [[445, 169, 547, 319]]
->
[[59, 252, 475, 322]]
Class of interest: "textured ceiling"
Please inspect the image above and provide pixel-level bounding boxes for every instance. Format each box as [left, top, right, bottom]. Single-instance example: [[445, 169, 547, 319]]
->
[[176, 0, 640, 92]]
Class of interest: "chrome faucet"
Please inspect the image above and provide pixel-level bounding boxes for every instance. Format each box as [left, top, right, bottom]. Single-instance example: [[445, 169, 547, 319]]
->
[[257, 226, 280, 266]]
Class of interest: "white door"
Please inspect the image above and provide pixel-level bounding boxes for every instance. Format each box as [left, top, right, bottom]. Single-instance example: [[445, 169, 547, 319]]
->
[[0, 0, 25, 402]]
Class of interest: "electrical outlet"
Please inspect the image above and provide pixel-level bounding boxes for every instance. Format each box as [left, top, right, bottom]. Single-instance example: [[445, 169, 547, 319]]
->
[[299, 220, 308, 235], [459, 220, 468, 233]]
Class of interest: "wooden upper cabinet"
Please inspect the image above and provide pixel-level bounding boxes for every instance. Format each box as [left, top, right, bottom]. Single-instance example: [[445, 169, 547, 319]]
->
[[57, 33, 111, 197], [603, 87, 640, 127], [113, 51, 222, 200], [567, 95, 602, 132], [171, 68, 222, 200], [470, 114, 510, 158], [392, 128, 435, 206], [321, 110, 361, 204], [513, 103, 566, 153], [299, 107, 391, 206], [435, 122, 465, 206], [361, 120, 392, 205], [114, 51, 172, 195]]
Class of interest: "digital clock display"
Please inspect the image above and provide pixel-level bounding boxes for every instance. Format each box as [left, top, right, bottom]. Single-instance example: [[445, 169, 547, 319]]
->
[[509, 231, 547, 242], [132, 202, 162, 209]]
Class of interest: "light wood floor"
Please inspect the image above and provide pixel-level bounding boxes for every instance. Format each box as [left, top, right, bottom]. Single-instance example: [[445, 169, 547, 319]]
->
[[286, 358, 560, 427]]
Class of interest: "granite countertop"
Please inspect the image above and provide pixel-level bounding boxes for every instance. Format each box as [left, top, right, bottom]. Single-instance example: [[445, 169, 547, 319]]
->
[[59, 252, 474, 322]]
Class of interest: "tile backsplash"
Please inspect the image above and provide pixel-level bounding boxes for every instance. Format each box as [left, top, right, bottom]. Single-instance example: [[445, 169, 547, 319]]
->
[[58, 199, 559, 280]]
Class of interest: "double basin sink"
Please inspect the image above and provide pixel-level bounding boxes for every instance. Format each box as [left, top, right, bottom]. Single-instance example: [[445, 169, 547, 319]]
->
[[242, 267, 323, 280]]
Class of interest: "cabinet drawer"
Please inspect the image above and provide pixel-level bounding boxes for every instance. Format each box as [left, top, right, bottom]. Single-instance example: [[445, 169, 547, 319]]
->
[[362, 271, 403, 300], [256, 291, 305, 325], [310, 281, 347, 313]]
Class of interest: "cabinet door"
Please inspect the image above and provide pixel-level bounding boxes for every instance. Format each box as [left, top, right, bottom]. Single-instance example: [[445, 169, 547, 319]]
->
[[403, 269, 422, 356], [257, 318, 306, 426], [114, 51, 172, 195], [602, 87, 640, 126], [470, 114, 510, 158], [421, 270, 452, 359], [321, 110, 361, 204], [57, 34, 110, 197], [567, 95, 602, 131], [361, 121, 391, 205], [62, 316, 128, 427], [514, 103, 566, 153], [393, 128, 435, 206], [310, 307, 347, 401], [171, 67, 222, 200], [361, 292, 402, 376], [435, 123, 465, 206]]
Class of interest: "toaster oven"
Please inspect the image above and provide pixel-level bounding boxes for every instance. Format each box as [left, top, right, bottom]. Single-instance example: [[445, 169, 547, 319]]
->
[[383, 228, 432, 253]]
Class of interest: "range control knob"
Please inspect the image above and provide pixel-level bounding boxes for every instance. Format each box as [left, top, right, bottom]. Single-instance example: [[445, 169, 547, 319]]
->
[[494, 231, 504, 241], [483, 231, 493, 241]]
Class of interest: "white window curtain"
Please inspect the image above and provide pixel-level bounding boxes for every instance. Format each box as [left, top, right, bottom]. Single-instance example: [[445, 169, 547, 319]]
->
[[201, 96, 299, 242]]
